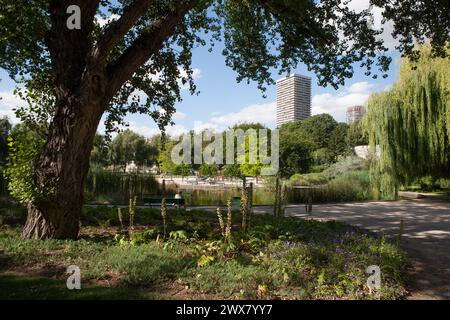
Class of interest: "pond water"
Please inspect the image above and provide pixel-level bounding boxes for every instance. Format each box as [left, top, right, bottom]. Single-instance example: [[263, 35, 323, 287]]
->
[[87, 184, 331, 206]]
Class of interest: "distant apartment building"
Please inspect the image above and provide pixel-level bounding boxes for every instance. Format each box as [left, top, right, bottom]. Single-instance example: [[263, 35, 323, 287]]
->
[[276, 74, 312, 127], [346, 106, 366, 124]]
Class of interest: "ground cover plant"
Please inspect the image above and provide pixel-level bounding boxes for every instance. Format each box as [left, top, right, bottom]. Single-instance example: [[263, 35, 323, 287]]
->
[[0, 199, 408, 300]]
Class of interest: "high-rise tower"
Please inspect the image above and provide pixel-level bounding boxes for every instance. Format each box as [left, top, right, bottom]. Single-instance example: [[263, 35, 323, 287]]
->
[[346, 106, 366, 124], [276, 74, 312, 127]]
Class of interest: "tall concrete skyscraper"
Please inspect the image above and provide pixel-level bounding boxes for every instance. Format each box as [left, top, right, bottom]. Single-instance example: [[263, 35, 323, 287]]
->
[[276, 74, 312, 127]]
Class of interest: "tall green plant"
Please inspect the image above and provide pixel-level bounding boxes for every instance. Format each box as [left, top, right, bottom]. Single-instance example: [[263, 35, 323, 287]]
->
[[366, 46, 449, 199], [216, 207, 226, 239], [128, 196, 137, 238], [226, 198, 232, 242], [216, 203, 233, 243], [161, 198, 168, 239], [240, 186, 249, 232], [5, 124, 46, 204]]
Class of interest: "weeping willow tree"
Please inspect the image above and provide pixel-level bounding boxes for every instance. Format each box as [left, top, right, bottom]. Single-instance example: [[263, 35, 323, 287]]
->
[[366, 46, 450, 199]]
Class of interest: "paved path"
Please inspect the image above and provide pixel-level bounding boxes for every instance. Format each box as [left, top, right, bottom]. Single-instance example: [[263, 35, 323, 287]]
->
[[270, 199, 450, 300]]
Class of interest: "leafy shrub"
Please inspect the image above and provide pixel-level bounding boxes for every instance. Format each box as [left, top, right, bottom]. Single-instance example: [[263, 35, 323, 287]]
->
[[289, 173, 328, 186], [199, 164, 219, 177], [4, 126, 46, 204], [323, 156, 369, 180], [327, 171, 373, 201], [287, 171, 373, 204], [310, 164, 329, 173], [131, 229, 160, 244]]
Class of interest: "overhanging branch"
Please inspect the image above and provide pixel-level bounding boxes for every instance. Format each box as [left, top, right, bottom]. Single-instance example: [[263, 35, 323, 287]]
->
[[94, 0, 158, 62], [105, 0, 198, 98]]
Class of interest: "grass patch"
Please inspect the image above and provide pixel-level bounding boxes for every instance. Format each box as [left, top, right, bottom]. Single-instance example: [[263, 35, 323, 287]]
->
[[0, 206, 408, 300]]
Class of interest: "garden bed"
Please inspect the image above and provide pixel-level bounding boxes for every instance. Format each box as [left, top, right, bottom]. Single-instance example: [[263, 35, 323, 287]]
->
[[0, 205, 408, 300]]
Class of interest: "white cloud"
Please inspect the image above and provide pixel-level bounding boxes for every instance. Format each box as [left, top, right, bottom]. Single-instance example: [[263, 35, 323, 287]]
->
[[0, 91, 26, 124], [173, 111, 187, 121], [193, 121, 220, 133], [312, 81, 374, 122], [114, 121, 188, 138], [347, 81, 374, 94], [159, 109, 187, 121], [346, 0, 399, 51], [209, 102, 276, 128]]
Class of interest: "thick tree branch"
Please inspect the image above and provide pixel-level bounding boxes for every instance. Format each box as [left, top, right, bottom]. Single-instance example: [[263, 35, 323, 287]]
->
[[106, 0, 198, 98], [47, 0, 100, 96], [255, 0, 334, 46], [94, 0, 158, 62]]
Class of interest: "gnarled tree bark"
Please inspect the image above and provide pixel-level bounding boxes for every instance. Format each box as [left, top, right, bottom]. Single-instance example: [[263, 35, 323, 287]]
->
[[22, 97, 105, 239], [21, 0, 197, 239]]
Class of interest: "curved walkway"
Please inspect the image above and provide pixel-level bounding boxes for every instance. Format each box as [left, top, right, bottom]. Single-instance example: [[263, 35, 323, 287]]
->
[[273, 199, 450, 300]]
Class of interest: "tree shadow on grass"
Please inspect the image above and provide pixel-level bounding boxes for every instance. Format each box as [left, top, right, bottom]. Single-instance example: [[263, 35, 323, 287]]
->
[[0, 273, 169, 300], [0, 251, 16, 272], [109, 250, 196, 288]]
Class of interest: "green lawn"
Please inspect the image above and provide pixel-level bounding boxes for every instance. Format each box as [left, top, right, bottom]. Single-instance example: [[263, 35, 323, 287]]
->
[[0, 201, 408, 300]]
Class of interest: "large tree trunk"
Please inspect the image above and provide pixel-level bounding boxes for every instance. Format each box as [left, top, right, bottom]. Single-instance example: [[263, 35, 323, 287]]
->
[[22, 97, 105, 240], [20, 0, 193, 240]]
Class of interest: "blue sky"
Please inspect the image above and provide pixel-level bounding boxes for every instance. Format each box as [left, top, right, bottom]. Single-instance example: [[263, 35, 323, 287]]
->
[[0, 0, 402, 137]]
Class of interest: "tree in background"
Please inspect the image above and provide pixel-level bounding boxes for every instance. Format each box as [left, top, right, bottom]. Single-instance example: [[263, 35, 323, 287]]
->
[[1, 0, 447, 239], [90, 133, 109, 167], [199, 163, 219, 177], [366, 46, 449, 199], [223, 164, 242, 179], [298, 114, 338, 150], [279, 129, 314, 178], [109, 130, 157, 167], [5, 124, 45, 204], [279, 115, 350, 174], [157, 140, 177, 175], [312, 148, 334, 168], [228, 123, 267, 178], [173, 163, 191, 177], [0, 117, 12, 167], [347, 120, 369, 149], [0, 117, 12, 194], [328, 123, 350, 161]]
